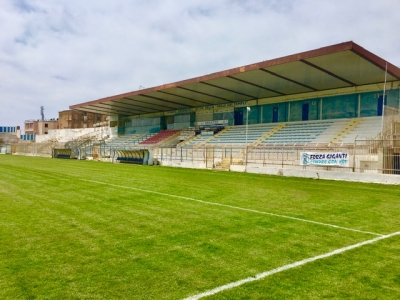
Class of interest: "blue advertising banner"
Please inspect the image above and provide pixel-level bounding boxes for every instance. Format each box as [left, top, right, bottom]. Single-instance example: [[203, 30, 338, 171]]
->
[[300, 152, 349, 167]]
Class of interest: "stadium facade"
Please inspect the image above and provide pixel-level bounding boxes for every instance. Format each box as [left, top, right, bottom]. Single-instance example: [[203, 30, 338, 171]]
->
[[19, 42, 400, 182]]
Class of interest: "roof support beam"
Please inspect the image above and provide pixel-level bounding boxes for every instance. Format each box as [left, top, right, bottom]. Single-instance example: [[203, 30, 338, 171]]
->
[[124, 95, 183, 110], [139, 94, 193, 108], [73, 107, 130, 115], [260, 68, 318, 91], [300, 59, 356, 86], [178, 87, 232, 103], [227, 75, 285, 95], [101, 100, 157, 113], [100, 101, 148, 111], [200, 81, 257, 99], [157, 90, 216, 106]]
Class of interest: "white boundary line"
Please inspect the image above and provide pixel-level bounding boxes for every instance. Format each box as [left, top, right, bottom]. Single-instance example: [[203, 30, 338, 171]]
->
[[183, 231, 400, 300], [82, 179, 383, 236]]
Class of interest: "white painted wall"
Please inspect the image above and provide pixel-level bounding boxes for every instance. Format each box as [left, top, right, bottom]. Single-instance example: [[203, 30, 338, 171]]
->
[[35, 126, 111, 143], [231, 165, 400, 185]]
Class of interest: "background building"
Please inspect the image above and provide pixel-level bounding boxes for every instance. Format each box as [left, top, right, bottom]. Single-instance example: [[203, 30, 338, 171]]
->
[[58, 110, 108, 129], [0, 126, 20, 153], [24, 119, 59, 136]]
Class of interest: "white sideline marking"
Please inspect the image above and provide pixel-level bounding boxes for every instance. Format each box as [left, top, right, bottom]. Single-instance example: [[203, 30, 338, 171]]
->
[[183, 231, 400, 300], [81, 179, 383, 237]]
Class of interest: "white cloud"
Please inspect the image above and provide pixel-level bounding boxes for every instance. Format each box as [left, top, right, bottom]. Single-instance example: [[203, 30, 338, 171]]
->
[[1, 0, 399, 130]]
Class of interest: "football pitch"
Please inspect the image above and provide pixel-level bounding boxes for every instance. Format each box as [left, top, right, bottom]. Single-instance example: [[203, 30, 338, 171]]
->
[[1, 155, 399, 299]]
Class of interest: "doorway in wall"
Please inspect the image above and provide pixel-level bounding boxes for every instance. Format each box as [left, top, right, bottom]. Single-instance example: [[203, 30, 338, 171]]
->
[[377, 95, 387, 116], [302, 102, 309, 121], [272, 107, 279, 123], [234, 110, 244, 125]]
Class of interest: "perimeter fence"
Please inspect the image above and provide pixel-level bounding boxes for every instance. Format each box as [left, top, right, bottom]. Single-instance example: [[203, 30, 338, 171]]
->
[[153, 139, 400, 174]]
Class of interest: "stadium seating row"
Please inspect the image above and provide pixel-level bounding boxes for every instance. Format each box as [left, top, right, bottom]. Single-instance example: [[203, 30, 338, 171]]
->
[[139, 130, 180, 145], [104, 116, 383, 150], [179, 116, 383, 148], [104, 133, 161, 149]]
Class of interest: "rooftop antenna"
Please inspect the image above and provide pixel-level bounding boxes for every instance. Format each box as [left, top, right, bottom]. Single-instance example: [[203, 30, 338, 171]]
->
[[40, 106, 45, 121]]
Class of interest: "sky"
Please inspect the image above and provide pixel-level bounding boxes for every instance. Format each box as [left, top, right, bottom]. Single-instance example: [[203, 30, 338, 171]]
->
[[1, 0, 400, 132]]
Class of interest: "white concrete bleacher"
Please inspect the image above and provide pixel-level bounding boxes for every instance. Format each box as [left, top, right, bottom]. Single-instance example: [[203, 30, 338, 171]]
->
[[194, 116, 383, 147], [179, 133, 212, 148], [332, 116, 382, 143], [260, 117, 382, 146], [177, 127, 225, 148], [181, 120, 333, 147], [260, 119, 336, 146], [105, 133, 145, 149], [108, 117, 383, 150], [311, 119, 350, 144], [206, 123, 277, 146]]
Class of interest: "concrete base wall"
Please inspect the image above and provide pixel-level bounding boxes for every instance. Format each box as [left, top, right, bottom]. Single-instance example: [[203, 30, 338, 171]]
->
[[160, 161, 207, 169], [153, 161, 400, 185], [233, 165, 400, 185]]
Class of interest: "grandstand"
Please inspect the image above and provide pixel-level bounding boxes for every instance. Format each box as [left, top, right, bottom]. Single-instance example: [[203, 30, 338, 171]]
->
[[171, 117, 384, 150], [66, 42, 400, 177], [13, 42, 400, 180]]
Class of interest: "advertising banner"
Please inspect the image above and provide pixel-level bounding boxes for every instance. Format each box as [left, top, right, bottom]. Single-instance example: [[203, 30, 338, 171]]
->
[[300, 152, 350, 167], [195, 120, 228, 126]]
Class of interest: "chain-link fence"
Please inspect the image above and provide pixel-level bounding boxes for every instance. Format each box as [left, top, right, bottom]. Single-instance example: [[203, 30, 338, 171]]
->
[[153, 139, 400, 175], [8, 138, 400, 175], [7, 138, 400, 175]]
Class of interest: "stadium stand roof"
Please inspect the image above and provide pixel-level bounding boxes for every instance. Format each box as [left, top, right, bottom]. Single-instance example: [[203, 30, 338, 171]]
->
[[70, 41, 400, 116]]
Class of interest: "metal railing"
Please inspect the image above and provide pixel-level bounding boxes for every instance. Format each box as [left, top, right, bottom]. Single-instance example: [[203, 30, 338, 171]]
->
[[154, 139, 400, 174]]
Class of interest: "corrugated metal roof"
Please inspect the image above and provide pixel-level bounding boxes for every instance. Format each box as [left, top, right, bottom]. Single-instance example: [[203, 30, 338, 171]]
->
[[70, 41, 400, 116]]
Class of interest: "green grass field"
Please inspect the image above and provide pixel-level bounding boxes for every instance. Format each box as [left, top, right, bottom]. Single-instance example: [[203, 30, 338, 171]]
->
[[1, 155, 399, 299]]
